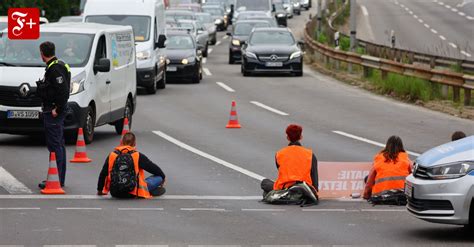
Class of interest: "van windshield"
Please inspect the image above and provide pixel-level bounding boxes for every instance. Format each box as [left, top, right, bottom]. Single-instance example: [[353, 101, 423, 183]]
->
[[86, 15, 151, 42], [0, 32, 94, 67]]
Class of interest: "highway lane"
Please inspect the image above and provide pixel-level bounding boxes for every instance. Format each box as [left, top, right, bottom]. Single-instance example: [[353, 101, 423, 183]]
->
[[1, 6, 474, 245], [357, 0, 473, 60]]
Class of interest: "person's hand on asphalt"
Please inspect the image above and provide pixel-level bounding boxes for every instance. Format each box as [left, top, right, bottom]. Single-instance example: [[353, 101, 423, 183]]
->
[[52, 107, 58, 118]]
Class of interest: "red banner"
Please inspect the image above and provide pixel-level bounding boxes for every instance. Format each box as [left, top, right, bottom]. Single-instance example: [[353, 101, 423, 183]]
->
[[318, 162, 372, 199]]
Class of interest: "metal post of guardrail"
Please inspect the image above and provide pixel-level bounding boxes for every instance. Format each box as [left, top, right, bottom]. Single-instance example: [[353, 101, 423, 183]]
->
[[453, 86, 461, 103], [463, 75, 474, 106], [465, 88, 472, 106]]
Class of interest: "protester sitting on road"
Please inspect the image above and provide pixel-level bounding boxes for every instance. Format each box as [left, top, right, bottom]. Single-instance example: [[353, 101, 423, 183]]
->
[[261, 124, 318, 198], [363, 136, 412, 201], [452, 131, 466, 141], [97, 132, 166, 198]]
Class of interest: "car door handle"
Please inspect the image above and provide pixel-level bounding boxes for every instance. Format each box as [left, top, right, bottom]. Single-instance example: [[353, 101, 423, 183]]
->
[[106, 80, 111, 85]]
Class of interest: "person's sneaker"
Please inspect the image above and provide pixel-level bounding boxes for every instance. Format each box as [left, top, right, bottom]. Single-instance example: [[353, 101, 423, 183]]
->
[[38, 180, 46, 189], [150, 187, 166, 197]]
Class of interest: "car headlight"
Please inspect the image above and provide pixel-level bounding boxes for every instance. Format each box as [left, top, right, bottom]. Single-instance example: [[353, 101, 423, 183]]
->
[[244, 51, 257, 59], [290, 51, 302, 59], [70, 71, 86, 95], [426, 161, 474, 179], [182, 57, 195, 65], [277, 13, 286, 18], [294, 2, 300, 7], [136, 51, 151, 60], [232, 39, 241, 46], [215, 19, 223, 24]]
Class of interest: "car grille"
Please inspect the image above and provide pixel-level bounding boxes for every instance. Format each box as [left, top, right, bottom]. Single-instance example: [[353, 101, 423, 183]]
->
[[408, 197, 454, 211], [258, 54, 289, 62], [0, 86, 42, 107], [414, 165, 430, 179]]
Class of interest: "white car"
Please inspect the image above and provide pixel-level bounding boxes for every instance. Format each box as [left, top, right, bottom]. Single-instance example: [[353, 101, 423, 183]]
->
[[406, 135, 474, 227], [0, 23, 137, 143]]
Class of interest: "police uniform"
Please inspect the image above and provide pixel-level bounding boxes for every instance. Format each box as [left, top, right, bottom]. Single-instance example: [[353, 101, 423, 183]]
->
[[36, 57, 71, 186]]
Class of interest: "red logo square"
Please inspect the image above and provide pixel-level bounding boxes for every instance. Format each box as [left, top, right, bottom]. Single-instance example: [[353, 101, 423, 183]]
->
[[8, 8, 40, 40]]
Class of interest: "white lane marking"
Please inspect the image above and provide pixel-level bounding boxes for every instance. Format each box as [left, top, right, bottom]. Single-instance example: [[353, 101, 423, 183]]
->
[[118, 208, 164, 211], [153, 131, 266, 181], [400, 4, 405, 7], [203, 68, 212, 76], [208, 48, 213, 54], [449, 42, 458, 48], [459, 12, 466, 16], [445, 4, 451, 9], [361, 209, 406, 212], [433, 0, 437, 2], [44, 246, 96, 247], [438, 1, 444, 5], [424, 23, 430, 29], [430, 29, 438, 34], [468, 16, 474, 20], [216, 41, 222, 46], [451, 8, 458, 12], [180, 208, 227, 212], [216, 82, 236, 92], [408, 11, 413, 15], [361, 5, 369, 16], [56, 207, 102, 210], [0, 194, 263, 200], [241, 208, 286, 212], [418, 19, 424, 23], [0, 207, 40, 210], [332, 130, 421, 156], [117, 246, 168, 247], [413, 15, 418, 18], [0, 166, 32, 194], [439, 35, 446, 40], [302, 208, 346, 212], [405, 7, 410, 11], [261, 246, 312, 247], [461, 51, 472, 57], [250, 101, 289, 116], [203, 57, 207, 64], [190, 246, 240, 247], [223, 35, 229, 40]]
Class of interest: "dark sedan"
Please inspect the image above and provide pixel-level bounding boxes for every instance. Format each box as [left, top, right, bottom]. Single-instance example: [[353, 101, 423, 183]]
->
[[165, 31, 203, 83], [241, 28, 304, 76], [227, 20, 271, 64]]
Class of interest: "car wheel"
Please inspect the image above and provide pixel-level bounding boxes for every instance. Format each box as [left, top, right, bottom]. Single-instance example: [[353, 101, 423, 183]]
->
[[199, 64, 203, 80], [210, 36, 217, 45], [242, 65, 250, 77], [297, 10, 301, 15], [114, 98, 133, 135], [229, 52, 235, 64], [294, 71, 303, 77], [156, 66, 166, 89], [305, 7, 309, 10], [203, 45, 209, 57], [83, 106, 95, 144], [146, 75, 157, 94], [192, 68, 200, 84]]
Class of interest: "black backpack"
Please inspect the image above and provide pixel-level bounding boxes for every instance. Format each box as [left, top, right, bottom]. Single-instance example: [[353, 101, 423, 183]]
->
[[109, 150, 138, 198], [263, 182, 319, 207], [369, 189, 407, 206]]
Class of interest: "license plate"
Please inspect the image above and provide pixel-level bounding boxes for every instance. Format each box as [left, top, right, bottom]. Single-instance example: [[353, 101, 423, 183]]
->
[[265, 62, 283, 67], [167, 66, 177, 72], [7, 110, 39, 119], [405, 182, 413, 198]]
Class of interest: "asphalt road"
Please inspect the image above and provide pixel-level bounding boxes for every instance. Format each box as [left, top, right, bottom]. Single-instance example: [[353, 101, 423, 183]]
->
[[1, 6, 474, 246], [356, 0, 474, 60]]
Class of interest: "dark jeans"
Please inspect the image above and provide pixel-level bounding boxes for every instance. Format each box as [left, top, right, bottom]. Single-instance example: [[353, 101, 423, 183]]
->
[[145, 175, 164, 192], [261, 178, 275, 194], [43, 111, 66, 186]]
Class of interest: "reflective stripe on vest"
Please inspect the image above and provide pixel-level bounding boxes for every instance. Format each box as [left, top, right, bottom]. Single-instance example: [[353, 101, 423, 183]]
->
[[103, 146, 152, 199], [48, 59, 71, 72], [274, 146, 314, 191], [374, 176, 407, 184]]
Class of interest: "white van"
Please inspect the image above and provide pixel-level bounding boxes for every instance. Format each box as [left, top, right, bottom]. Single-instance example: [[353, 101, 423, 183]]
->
[[84, 0, 167, 94], [0, 22, 137, 143]]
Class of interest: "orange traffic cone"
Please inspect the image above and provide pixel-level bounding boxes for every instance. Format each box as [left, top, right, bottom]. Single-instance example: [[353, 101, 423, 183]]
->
[[41, 152, 65, 194], [120, 118, 130, 145], [226, 101, 241, 128], [70, 128, 92, 163]]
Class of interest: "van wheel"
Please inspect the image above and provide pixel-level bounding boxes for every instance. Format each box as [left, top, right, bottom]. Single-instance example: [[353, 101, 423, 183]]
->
[[146, 80, 157, 94], [83, 106, 95, 144], [157, 67, 166, 89], [229, 52, 235, 64], [114, 99, 133, 135]]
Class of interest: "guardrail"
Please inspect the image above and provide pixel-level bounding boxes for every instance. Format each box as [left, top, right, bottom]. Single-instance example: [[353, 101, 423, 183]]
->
[[324, 1, 474, 74], [304, 23, 474, 105]]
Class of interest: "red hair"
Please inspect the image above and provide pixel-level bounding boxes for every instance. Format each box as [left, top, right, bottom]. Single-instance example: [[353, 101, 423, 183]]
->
[[286, 124, 303, 142]]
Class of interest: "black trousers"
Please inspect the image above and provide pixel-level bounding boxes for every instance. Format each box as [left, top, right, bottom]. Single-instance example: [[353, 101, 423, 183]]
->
[[43, 111, 67, 186], [261, 178, 275, 194]]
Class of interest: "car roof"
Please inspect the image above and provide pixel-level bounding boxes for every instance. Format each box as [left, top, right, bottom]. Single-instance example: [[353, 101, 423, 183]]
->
[[166, 30, 194, 36], [416, 135, 474, 167], [235, 20, 270, 24], [166, 10, 194, 15], [39, 22, 132, 34], [252, 27, 291, 32], [202, 5, 223, 9]]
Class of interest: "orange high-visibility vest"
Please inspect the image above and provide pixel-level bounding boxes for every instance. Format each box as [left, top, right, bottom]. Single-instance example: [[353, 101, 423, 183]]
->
[[372, 152, 411, 196], [274, 145, 314, 190], [102, 146, 152, 199]]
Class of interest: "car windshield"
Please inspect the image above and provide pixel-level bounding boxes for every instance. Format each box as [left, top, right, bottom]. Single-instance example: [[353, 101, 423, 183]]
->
[[177, 22, 196, 33], [234, 23, 270, 35], [86, 15, 150, 42], [166, 12, 195, 21], [203, 7, 224, 16], [236, 0, 271, 11], [250, 31, 295, 45], [166, 35, 195, 49], [196, 14, 214, 24], [239, 12, 267, 19], [0, 32, 94, 67]]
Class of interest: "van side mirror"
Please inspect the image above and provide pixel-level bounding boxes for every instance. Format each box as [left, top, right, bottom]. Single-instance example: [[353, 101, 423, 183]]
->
[[94, 58, 110, 73], [230, 4, 234, 13], [156, 34, 166, 49], [298, 40, 305, 50], [272, 4, 276, 12], [226, 32, 232, 36]]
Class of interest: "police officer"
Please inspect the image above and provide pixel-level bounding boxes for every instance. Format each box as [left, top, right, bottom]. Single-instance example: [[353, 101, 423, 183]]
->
[[36, 41, 71, 188]]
